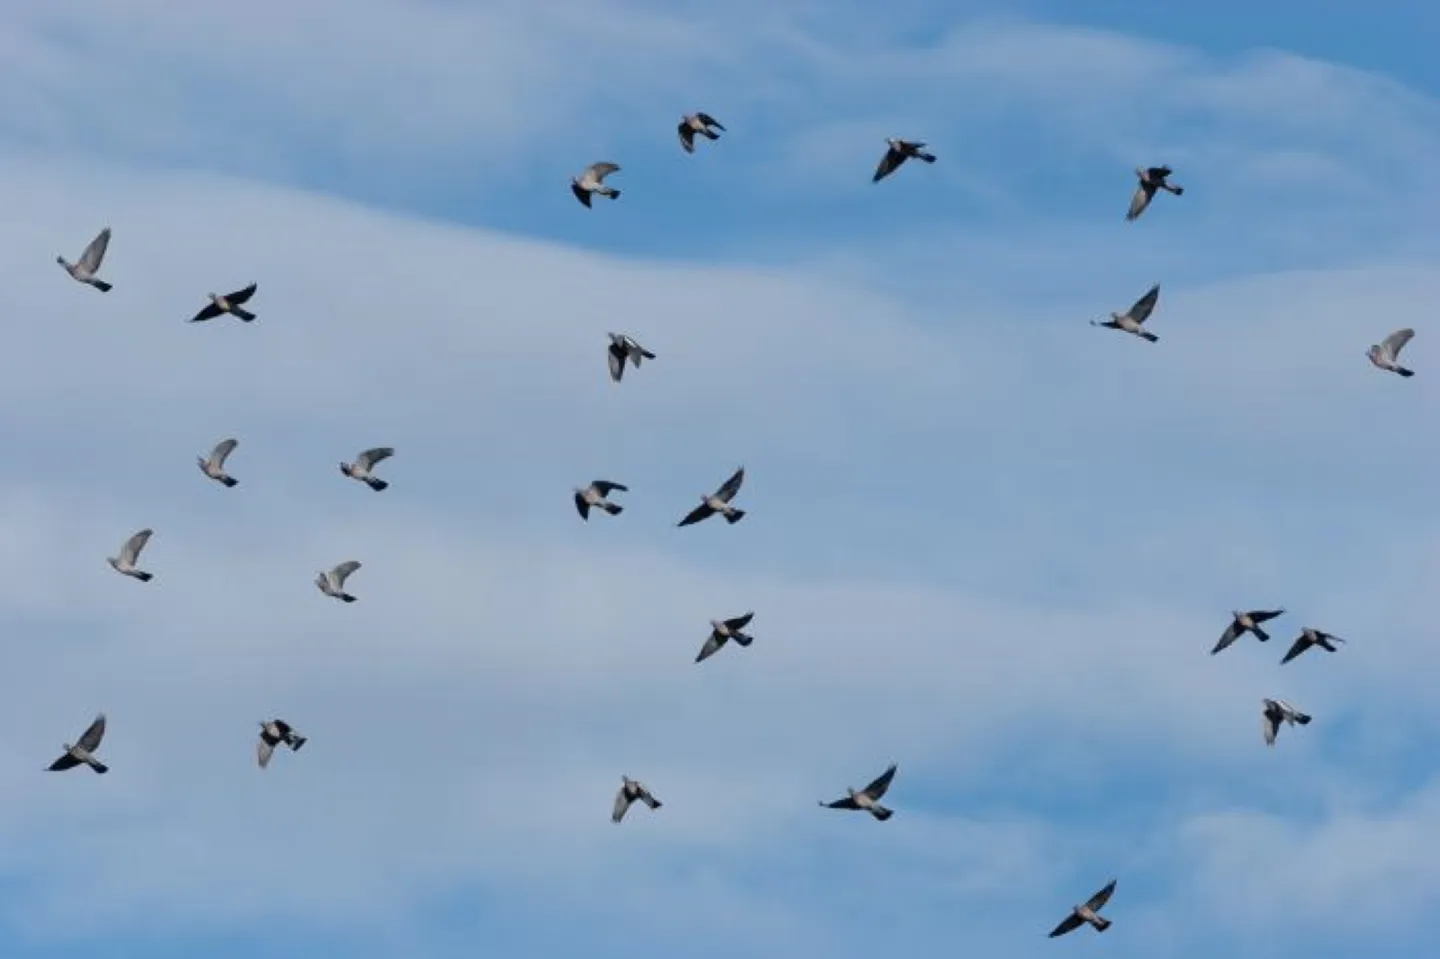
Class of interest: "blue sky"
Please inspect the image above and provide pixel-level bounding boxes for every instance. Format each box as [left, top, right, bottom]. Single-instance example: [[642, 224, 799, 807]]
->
[[0, 2, 1436, 958]]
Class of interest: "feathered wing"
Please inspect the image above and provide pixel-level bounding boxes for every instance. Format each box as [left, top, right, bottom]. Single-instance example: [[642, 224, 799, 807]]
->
[[79, 227, 111, 272], [1085, 879, 1117, 912], [607, 346, 625, 382], [209, 437, 239, 469], [677, 503, 714, 527], [1382, 328, 1415, 360], [612, 787, 633, 823], [678, 123, 696, 153], [77, 714, 107, 752], [714, 466, 745, 503], [121, 529, 153, 566], [821, 795, 860, 810], [873, 147, 904, 183], [696, 631, 724, 663], [592, 480, 627, 496], [696, 112, 723, 129], [587, 162, 620, 182], [329, 560, 362, 588], [724, 611, 755, 630], [1127, 284, 1161, 324], [189, 302, 224, 323], [1048, 913, 1086, 938], [1262, 705, 1280, 746], [225, 282, 258, 305], [356, 447, 394, 471], [861, 763, 898, 800], [257, 737, 276, 769]]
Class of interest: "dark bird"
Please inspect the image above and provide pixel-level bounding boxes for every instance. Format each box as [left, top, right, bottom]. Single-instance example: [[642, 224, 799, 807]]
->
[[677, 466, 746, 527], [1281, 627, 1346, 665], [607, 333, 655, 383], [612, 776, 662, 822], [198, 437, 240, 487], [818, 763, 898, 821], [1368, 328, 1416, 377], [696, 611, 755, 663], [678, 112, 725, 153], [189, 282, 258, 322], [257, 719, 307, 769], [1091, 283, 1161, 342], [57, 227, 113, 292], [873, 138, 936, 183], [1212, 609, 1285, 655], [572, 162, 621, 207], [47, 713, 109, 774], [1126, 166, 1184, 221], [1048, 879, 1118, 937], [1262, 698, 1311, 746], [574, 480, 627, 520]]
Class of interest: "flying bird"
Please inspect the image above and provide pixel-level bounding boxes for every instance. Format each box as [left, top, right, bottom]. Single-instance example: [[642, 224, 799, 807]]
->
[[1126, 165, 1184, 221], [873, 138, 936, 183], [696, 611, 755, 663], [607, 333, 655, 383], [257, 719, 307, 769], [1262, 698, 1311, 746], [56, 227, 113, 292], [677, 466, 747, 527], [1212, 608, 1285, 655], [613, 776, 663, 823], [1091, 283, 1162, 342], [818, 763, 898, 821], [1368, 328, 1416, 377], [1048, 879, 1118, 937], [189, 282, 258, 323], [571, 162, 622, 208], [108, 528, 155, 582], [47, 713, 109, 774], [1281, 628, 1346, 665], [574, 480, 628, 520], [678, 112, 725, 153], [341, 447, 394, 491], [197, 437, 240, 487], [315, 560, 362, 603]]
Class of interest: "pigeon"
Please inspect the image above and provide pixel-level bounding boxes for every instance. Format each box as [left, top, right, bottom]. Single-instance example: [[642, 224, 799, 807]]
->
[[1212, 608, 1285, 655], [1091, 283, 1162, 342], [1368, 328, 1416, 377], [1048, 879, 1118, 937], [1126, 166, 1184, 221], [873, 138, 936, 183], [1281, 628, 1346, 665], [197, 437, 240, 487], [341, 447, 394, 491], [574, 480, 627, 520], [315, 561, 362, 603], [818, 763, 898, 821], [47, 713, 109, 774], [1262, 698, 1311, 746], [607, 333, 655, 383], [189, 282, 258, 323], [612, 776, 662, 823], [677, 466, 747, 527], [108, 528, 155, 582], [678, 112, 725, 153], [56, 227, 113, 292], [257, 719, 308, 769], [696, 611, 755, 663], [571, 162, 622, 208]]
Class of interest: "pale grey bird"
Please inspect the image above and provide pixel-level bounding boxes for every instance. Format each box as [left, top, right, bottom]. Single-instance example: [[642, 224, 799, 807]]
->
[[873, 138, 936, 183], [341, 447, 394, 491], [56, 227, 113, 292], [197, 437, 240, 487], [612, 776, 662, 823], [678, 112, 725, 153], [607, 333, 656, 383], [574, 480, 627, 520], [571, 162, 622, 208], [818, 763, 898, 821], [1048, 879, 1118, 937], [1126, 165, 1184, 221], [189, 283, 258, 322], [1367, 328, 1415, 377], [47, 713, 109, 774], [1212, 608, 1285, 655], [257, 718, 307, 769], [696, 611, 755, 663], [315, 560, 362, 603], [108, 528, 155, 582], [1091, 283, 1161, 342], [1281, 627, 1346, 665], [677, 466, 746, 527], [1262, 698, 1311, 746]]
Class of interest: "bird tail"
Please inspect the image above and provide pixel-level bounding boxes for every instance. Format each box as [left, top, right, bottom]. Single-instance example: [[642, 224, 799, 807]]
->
[[220, 475, 239, 488], [1253, 626, 1271, 642], [365, 477, 389, 491], [644, 796, 662, 809], [1294, 712, 1312, 725], [1140, 331, 1159, 342], [290, 736, 308, 751], [1397, 366, 1415, 377], [606, 188, 621, 200], [870, 805, 893, 821], [231, 307, 257, 322], [1091, 916, 1112, 932], [724, 508, 746, 524], [91, 279, 113, 292], [89, 760, 109, 774], [600, 502, 623, 515], [917, 151, 936, 163], [1166, 185, 1184, 195], [339, 593, 357, 603], [133, 571, 154, 582], [732, 632, 753, 646]]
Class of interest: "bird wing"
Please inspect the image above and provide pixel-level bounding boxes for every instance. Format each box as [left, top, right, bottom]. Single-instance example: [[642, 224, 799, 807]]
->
[[121, 529, 153, 566], [1279, 635, 1311, 664], [1048, 912, 1085, 938], [572, 182, 593, 207], [356, 447, 394, 471], [822, 796, 860, 810], [226, 282, 258, 305], [696, 112, 722, 129], [1249, 609, 1284, 623], [677, 123, 696, 153], [677, 502, 714, 527], [1126, 182, 1155, 221], [724, 611, 755, 630], [714, 466, 745, 502], [330, 560, 361, 587], [1126, 284, 1161, 325], [48, 753, 81, 771], [1085, 879, 1117, 911], [861, 763, 898, 800], [592, 480, 628, 495], [612, 788, 633, 823], [1148, 166, 1174, 178], [1382, 328, 1415, 359], [607, 346, 625, 382], [1262, 705, 1280, 745], [257, 738, 275, 769], [78, 227, 111, 272], [588, 162, 620, 181], [574, 491, 590, 519], [1211, 621, 1241, 655], [209, 437, 238, 469], [696, 631, 724, 663], [190, 302, 224, 323], [873, 147, 904, 183], [77, 713, 106, 752]]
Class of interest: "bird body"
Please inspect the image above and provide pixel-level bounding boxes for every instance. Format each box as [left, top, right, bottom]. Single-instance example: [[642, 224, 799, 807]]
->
[[678, 112, 725, 153], [1281, 627, 1346, 664], [1212, 608, 1285, 654], [198, 437, 240, 487], [873, 138, 937, 182], [572, 162, 622, 207], [696, 611, 755, 662], [1368, 328, 1416, 376], [574, 480, 628, 520], [316, 560, 362, 602], [108, 528, 155, 582], [1126, 166, 1184, 221], [57, 227, 113, 291], [607, 333, 655, 383], [818, 763, 897, 821], [48, 713, 109, 774], [1262, 698, 1312, 746], [613, 776, 662, 822], [258, 718, 307, 768], [189, 283, 258, 322], [341, 447, 394, 491], [1092, 283, 1161, 342], [1048, 880, 1118, 937], [677, 466, 747, 527]]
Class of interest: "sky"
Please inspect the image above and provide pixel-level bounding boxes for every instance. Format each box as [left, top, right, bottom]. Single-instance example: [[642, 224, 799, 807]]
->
[[0, 1, 1437, 957]]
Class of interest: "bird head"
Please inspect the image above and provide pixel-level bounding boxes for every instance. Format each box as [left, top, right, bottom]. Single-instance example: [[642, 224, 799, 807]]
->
[[55, 255, 67, 267]]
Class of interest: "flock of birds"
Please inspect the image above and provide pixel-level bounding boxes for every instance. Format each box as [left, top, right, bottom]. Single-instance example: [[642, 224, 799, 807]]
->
[[38, 109, 1415, 943]]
